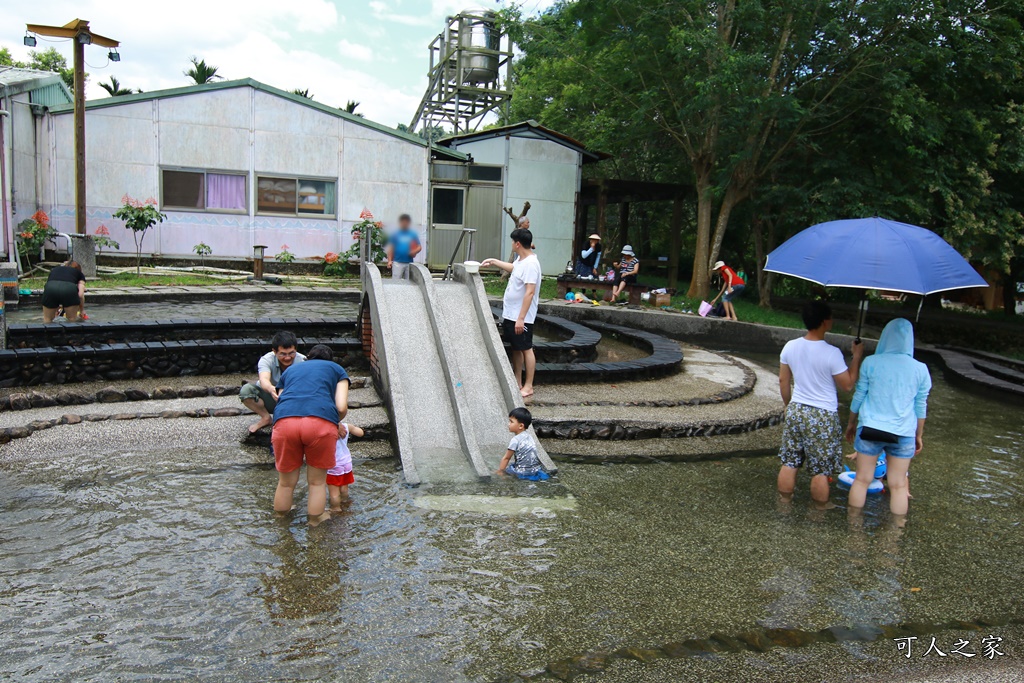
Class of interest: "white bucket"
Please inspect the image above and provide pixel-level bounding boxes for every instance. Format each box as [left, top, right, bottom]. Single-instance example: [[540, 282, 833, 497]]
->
[[463, 260, 481, 274]]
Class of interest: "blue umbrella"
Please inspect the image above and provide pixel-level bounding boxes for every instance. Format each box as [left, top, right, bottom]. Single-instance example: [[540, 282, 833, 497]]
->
[[764, 217, 987, 336], [765, 217, 987, 294]]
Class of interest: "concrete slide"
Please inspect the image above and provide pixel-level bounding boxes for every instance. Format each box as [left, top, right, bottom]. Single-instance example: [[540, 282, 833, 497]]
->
[[362, 263, 555, 486]]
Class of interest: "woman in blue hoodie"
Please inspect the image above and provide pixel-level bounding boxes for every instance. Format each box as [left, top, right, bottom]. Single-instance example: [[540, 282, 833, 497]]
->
[[845, 318, 932, 514]]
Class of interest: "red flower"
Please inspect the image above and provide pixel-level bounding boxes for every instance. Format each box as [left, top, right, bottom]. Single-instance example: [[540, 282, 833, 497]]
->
[[19, 232, 32, 239], [374, 221, 384, 229], [144, 197, 157, 205], [324, 252, 339, 264], [280, 244, 290, 250], [30, 210, 50, 227], [359, 208, 374, 219], [95, 224, 110, 236]]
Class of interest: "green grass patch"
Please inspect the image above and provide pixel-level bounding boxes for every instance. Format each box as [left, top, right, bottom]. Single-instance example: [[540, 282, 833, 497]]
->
[[482, 275, 560, 300], [668, 294, 805, 329]]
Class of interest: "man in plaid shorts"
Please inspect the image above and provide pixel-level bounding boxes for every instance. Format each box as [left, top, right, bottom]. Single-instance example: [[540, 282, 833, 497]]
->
[[777, 301, 863, 504]]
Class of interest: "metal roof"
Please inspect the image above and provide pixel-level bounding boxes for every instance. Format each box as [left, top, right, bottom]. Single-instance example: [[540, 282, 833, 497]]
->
[[0, 66, 72, 102], [440, 120, 611, 163], [45, 77, 467, 160]]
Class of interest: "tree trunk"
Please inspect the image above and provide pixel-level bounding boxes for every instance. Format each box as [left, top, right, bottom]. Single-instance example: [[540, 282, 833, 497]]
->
[[707, 184, 744, 272], [752, 216, 776, 308], [686, 173, 714, 299]]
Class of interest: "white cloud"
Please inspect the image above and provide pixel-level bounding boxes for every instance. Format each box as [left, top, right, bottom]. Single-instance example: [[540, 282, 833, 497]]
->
[[204, 32, 419, 124], [338, 39, 373, 62], [0, 0, 556, 126]]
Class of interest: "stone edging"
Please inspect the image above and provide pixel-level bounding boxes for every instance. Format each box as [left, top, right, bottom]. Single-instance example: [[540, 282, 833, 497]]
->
[[533, 413, 783, 441], [0, 377, 371, 411], [534, 321, 684, 382], [490, 305, 602, 363], [928, 348, 1024, 399], [529, 354, 755, 408], [7, 316, 357, 347], [0, 404, 389, 447]]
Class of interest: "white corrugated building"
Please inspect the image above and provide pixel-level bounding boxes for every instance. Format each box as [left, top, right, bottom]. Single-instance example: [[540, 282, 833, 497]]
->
[[3, 75, 601, 274], [437, 121, 606, 274], [0, 66, 73, 260], [34, 78, 465, 264]]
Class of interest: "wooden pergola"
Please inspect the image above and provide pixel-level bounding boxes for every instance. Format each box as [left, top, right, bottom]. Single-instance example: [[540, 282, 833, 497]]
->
[[576, 178, 693, 287]]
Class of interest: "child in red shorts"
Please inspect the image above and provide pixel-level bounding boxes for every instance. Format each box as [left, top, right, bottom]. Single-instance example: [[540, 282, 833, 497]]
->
[[328, 423, 364, 510]]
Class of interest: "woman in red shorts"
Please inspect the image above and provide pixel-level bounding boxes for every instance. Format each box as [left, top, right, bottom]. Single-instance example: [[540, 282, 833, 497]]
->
[[270, 344, 350, 518]]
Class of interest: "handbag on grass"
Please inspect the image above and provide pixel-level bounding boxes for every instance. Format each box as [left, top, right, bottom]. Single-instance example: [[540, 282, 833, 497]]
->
[[859, 426, 900, 444]]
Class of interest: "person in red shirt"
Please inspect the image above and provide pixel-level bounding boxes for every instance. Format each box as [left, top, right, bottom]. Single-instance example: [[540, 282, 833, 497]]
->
[[711, 260, 745, 321]]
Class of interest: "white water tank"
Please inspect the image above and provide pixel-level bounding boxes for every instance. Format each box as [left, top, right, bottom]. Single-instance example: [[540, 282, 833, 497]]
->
[[459, 8, 500, 85]]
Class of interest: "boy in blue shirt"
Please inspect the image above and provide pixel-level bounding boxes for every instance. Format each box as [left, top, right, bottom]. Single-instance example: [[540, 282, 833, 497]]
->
[[387, 213, 422, 280]]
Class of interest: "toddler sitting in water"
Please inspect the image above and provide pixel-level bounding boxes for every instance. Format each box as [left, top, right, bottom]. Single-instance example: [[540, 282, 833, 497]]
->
[[498, 408, 549, 480], [328, 423, 364, 509]]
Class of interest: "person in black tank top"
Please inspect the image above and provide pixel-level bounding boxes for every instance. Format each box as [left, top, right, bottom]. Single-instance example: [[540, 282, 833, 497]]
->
[[41, 260, 86, 322]]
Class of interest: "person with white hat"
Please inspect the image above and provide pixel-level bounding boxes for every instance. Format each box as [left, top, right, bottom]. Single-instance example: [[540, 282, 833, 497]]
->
[[609, 245, 640, 301], [711, 260, 745, 321], [574, 234, 603, 278]]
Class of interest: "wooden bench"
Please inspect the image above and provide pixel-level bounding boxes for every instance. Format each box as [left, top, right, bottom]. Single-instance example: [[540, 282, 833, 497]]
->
[[556, 277, 649, 306]]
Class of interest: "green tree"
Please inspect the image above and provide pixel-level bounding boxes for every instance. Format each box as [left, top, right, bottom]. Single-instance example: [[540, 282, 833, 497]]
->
[[0, 47, 15, 66], [506, 1, 922, 298], [185, 56, 221, 85], [99, 76, 133, 97], [25, 47, 77, 91], [292, 88, 313, 99]]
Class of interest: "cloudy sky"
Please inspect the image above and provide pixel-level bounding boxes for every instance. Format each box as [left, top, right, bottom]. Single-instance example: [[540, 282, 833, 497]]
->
[[1, 0, 556, 127]]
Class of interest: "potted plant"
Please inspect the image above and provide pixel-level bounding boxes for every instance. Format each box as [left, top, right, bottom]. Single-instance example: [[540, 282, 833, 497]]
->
[[15, 210, 56, 270], [93, 224, 120, 259], [113, 195, 166, 275], [342, 209, 386, 266], [193, 242, 212, 268]]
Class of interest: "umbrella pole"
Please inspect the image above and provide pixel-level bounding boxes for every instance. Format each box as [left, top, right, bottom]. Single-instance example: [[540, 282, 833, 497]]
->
[[916, 295, 924, 323], [856, 290, 867, 342]]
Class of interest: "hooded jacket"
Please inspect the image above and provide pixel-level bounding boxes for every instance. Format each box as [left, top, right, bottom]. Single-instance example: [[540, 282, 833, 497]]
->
[[850, 318, 932, 438]]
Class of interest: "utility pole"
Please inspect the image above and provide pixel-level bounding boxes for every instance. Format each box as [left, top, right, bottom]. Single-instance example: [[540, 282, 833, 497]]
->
[[25, 19, 119, 235]]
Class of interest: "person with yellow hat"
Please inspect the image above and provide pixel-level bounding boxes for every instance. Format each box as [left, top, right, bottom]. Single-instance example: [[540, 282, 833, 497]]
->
[[574, 234, 603, 278]]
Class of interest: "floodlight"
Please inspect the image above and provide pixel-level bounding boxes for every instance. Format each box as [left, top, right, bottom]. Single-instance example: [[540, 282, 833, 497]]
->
[[23, 33, 36, 47]]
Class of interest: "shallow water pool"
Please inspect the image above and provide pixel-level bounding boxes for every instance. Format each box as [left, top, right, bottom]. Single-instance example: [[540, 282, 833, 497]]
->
[[0, 370, 1020, 681], [5, 298, 360, 323]]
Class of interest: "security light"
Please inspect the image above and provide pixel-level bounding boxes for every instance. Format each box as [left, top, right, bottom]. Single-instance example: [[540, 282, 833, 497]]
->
[[76, 32, 91, 45], [23, 33, 36, 47], [108, 49, 120, 62]]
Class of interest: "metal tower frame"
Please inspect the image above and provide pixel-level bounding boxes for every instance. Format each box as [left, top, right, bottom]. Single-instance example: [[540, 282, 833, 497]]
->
[[410, 9, 513, 136]]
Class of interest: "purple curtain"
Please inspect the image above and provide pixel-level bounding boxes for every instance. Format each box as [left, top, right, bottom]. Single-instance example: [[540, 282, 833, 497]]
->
[[206, 174, 246, 210]]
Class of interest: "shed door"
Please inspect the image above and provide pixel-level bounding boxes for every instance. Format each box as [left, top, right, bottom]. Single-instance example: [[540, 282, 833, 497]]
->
[[427, 186, 466, 270], [464, 184, 503, 264]]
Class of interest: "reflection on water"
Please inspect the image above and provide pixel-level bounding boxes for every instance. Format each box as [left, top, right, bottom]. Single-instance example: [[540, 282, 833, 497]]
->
[[0, 369, 1020, 681], [6, 298, 359, 323]]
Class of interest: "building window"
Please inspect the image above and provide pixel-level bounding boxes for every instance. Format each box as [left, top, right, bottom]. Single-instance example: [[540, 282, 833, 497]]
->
[[431, 162, 468, 182], [257, 176, 336, 217], [161, 169, 247, 212], [432, 187, 464, 225], [468, 165, 502, 182]]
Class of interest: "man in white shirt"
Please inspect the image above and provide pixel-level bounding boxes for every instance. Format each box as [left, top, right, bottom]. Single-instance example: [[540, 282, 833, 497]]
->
[[778, 301, 863, 504], [482, 227, 542, 398], [239, 330, 307, 433]]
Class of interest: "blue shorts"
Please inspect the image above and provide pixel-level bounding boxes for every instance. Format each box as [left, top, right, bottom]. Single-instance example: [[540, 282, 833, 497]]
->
[[854, 427, 916, 459], [723, 284, 745, 302]]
